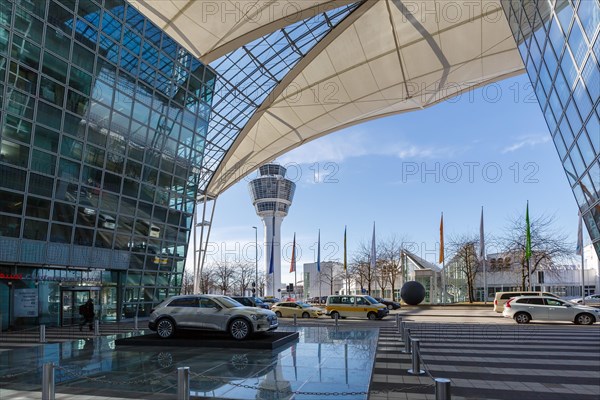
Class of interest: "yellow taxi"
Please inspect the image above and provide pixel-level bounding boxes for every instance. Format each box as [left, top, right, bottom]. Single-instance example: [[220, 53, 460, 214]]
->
[[271, 301, 323, 318]]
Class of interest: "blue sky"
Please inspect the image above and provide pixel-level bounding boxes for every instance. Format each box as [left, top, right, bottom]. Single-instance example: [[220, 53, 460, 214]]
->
[[194, 73, 583, 284]]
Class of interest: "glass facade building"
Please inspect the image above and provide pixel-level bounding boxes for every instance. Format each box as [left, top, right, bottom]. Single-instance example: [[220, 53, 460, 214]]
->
[[0, 0, 215, 328], [502, 0, 600, 255]]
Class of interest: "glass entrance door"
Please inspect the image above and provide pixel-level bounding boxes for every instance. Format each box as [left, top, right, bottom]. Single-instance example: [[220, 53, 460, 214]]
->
[[61, 288, 100, 326]]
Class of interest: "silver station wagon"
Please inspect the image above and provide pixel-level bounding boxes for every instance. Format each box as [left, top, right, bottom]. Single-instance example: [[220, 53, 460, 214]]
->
[[148, 294, 278, 340]]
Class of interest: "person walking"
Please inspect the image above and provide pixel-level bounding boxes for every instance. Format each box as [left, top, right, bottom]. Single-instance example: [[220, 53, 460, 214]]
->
[[79, 298, 95, 332]]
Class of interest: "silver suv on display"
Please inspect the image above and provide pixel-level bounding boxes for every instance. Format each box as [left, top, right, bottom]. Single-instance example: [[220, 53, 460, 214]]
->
[[148, 294, 278, 340]]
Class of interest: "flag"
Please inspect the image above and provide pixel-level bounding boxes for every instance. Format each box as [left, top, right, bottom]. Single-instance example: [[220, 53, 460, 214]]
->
[[576, 212, 583, 256], [525, 201, 532, 261], [317, 229, 321, 272], [268, 234, 274, 274], [343, 226, 347, 271], [370, 222, 376, 271], [439, 213, 444, 264], [479, 207, 485, 261], [290, 233, 296, 273]]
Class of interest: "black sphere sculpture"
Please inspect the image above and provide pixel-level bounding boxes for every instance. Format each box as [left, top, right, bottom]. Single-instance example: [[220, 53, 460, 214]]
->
[[400, 281, 426, 305]]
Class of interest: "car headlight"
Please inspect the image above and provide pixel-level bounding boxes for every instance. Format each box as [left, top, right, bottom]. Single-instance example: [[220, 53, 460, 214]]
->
[[250, 314, 266, 320]]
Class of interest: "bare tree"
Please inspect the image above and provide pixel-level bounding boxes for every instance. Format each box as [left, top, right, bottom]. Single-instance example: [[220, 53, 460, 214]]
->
[[234, 262, 256, 295], [198, 267, 216, 294], [447, 234, 479, 303], [181, 270, 195, 295], [319, 262, 342, 294], [379, 236, 407, 300], [211, 261, 237, 295], [502, 213, 573, 290], [352, 240, 378, 294]]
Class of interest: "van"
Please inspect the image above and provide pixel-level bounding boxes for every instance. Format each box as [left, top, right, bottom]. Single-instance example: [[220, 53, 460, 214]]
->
[[493, 291, 560, 313], [139, 220, 160, 238], [325, 295, 389, 320]]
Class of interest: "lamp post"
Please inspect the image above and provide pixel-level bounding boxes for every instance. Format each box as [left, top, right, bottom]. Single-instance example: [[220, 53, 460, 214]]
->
[[253, 226, 258, 296]]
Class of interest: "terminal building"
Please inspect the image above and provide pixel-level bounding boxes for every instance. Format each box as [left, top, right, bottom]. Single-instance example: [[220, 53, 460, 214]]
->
[[0, 0, 598, 329]]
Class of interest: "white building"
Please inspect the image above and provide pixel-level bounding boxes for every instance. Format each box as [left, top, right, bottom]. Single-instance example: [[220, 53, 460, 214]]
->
[[302, 261, 344, 300]]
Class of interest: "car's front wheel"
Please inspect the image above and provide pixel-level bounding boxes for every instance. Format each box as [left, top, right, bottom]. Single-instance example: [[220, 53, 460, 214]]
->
[[275, 311, 282, 318], [575, 313, 595, 325], [514, 312, 531, 324], [387, 304, 393, 310], [302, 312, 310, 318], [367, 312, 378, 320], [229, 318, 252, 340], [330, 311, 340, 320], [156, 318, 175, 338]]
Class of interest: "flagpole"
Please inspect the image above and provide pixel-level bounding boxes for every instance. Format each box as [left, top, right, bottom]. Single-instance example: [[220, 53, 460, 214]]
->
[[577, 213, 585, 304], [526, 201, 532, 291], [480, 206, 487, 305]]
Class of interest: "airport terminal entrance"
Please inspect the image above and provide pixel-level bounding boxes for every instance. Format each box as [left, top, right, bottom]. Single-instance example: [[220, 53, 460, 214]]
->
[[61, 287, 100, 326]]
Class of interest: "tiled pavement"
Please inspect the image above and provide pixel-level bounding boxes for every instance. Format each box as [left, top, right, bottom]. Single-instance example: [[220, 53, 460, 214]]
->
[[369, 322, 600, 400]]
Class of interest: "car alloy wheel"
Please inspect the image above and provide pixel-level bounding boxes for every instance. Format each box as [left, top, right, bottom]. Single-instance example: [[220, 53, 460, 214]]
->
[[514, 312, 530, 324], [275, 311, 282, 317], [330, 311, 340, 320], [367, 312, 377, 320], [575, 313, 594, 325], [387, 304, 393, 310], [302, 312, 310, 318], [157, 318, 175, 338], [230, 318, 251, 340]]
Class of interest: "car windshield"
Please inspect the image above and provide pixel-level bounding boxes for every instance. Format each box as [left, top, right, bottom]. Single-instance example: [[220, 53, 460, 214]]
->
[[217, 296, 244, 308], [297, 302, 311, 308], [364, 296, 378, 304], [254, 298, 265, 304]]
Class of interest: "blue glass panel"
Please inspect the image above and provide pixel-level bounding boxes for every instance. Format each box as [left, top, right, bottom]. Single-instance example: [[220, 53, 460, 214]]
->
[[549, 87, 564, 118], [559, 112, 575, 141], [577, 0, 600, 41], [566, 97, 584, 135], [570, 145, 586, 176], [568, 20, 588, 67], [556, 0, 574, 34], [579, 130, 597, 169], [561, 50, 578, 87], [548, 17, 565, 55], [555, 70, 571, 105], [573, 78, 593, 119], [543, 40, 559, 77], [553, 129, 568, 160], [585, 113, 600, 153], [582, 55, 600, 101]]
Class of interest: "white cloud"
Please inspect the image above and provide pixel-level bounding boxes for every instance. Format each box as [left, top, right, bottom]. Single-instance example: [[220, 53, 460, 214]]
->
[[502, 134, 551, 153], [278, 129, 459, 165]]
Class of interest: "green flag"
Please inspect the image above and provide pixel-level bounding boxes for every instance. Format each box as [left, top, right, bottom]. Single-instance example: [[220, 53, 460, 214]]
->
[[525, 201, 531, 261]]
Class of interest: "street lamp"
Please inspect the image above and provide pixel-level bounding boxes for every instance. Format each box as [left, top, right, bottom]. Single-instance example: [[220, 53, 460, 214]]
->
[[253, 226, 258, 296]]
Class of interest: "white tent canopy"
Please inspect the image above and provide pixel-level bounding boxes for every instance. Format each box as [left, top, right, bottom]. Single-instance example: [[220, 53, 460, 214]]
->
[[131, 0, 523, 197]]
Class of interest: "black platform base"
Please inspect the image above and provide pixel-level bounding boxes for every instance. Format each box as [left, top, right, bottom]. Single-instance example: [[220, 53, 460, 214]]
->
[[115, 330, 299, 350]]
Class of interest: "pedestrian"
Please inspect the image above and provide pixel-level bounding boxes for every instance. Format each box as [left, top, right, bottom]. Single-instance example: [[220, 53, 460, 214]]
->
[[79, 298, 95, 332]]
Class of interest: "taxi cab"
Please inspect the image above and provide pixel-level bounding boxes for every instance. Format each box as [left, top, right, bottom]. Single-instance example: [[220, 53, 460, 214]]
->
[[325, 295, 388, 320]]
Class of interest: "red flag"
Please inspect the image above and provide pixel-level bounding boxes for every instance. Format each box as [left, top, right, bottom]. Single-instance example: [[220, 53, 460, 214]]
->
[[290, 233, 296, 273]]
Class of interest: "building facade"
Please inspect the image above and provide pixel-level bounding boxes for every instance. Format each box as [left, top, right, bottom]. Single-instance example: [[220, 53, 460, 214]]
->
[[502, 0, 600, 256], [0, 0, 215, 329]]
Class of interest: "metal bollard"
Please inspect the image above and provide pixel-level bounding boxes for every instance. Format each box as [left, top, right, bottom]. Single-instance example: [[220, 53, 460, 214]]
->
[[177, 367, 190, 400], [399, 321, 405, 342], [134, 316, 139, 331], [435, 378, 451, 400], [39, 324, 46, 343], [396, 314, 402, 333], [403, 328, 411, 353], [408, 339, 424, 375], [42, 362, 55, 400], [94, 319, 100, 336], [334, 313, 339, 326], [293, 314, 297, 326]]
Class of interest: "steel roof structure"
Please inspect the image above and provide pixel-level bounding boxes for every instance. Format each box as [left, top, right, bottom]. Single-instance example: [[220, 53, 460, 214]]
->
[[128, 0, 524, 197]]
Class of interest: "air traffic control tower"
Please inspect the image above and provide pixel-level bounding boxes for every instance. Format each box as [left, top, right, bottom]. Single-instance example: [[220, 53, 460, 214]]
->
[[249, 164, 296, 297]]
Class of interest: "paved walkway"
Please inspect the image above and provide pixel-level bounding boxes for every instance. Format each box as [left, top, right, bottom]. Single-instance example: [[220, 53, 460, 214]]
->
[[369, 321, 600, 400]]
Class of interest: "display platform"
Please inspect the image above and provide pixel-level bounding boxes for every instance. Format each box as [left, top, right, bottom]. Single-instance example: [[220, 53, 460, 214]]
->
[[115, 330, 299, 350]]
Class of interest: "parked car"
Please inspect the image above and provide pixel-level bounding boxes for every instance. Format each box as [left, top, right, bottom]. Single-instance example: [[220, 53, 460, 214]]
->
[[260, 298, 280, 307], [502, 296, 600, 325], [230, 296, 270, 309], [325, 295, 389, 320], [570, 294, 600, 306], [493, 291, 560, 313], [148, 294, 278, 340], [309, 296, 328, 304], [373, 297, 401, 310], [271, 301, 323, 318]]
